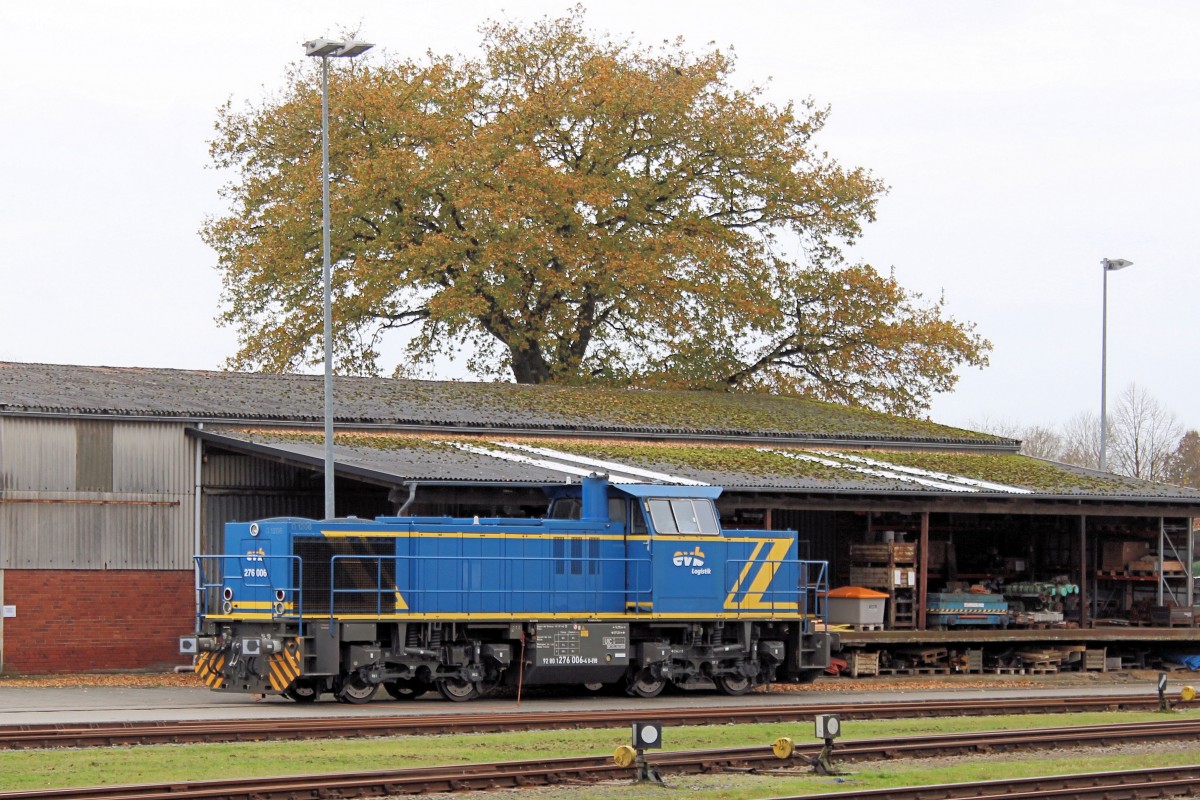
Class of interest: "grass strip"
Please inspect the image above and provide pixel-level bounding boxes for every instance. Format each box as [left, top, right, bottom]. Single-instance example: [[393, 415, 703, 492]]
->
[[0, 710, 1191, 793]]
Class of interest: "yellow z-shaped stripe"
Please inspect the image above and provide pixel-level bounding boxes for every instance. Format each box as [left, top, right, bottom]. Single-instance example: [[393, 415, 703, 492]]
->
[[724, 539, 797, 610]]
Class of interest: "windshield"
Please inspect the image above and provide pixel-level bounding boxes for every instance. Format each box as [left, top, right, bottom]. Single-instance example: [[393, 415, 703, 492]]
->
[[646, 498, 719, 535]]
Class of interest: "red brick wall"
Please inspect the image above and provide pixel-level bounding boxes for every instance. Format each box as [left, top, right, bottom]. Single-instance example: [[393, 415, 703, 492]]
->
[[1, 570, 194, 674]]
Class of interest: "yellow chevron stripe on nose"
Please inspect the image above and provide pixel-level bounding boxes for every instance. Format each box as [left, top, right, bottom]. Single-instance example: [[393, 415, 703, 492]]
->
[[267, 643, 302, 692], [196, 651, 227, 688]]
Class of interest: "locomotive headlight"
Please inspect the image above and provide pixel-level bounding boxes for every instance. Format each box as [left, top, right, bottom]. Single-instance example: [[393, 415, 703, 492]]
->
[[221, 601, 233, 614], [272, 601, 286, 616], [249, 523, 260, 536], [223, 587, 234, 601]]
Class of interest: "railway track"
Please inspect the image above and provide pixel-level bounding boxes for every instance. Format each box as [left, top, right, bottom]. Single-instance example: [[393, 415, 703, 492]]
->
[[0, 693, 1165, 749], [777, 765, 1200, 800], [2, 718, 1198, 800]]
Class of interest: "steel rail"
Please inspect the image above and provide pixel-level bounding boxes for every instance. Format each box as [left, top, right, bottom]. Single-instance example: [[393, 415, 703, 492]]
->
[[0, 693, 1163, 750], [770, 764, 1200, 800], [2, 718, 1198, 800]]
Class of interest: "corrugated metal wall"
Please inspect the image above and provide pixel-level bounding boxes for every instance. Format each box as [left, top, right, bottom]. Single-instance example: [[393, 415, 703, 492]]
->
[[0, 417, 76, 491], [200, 451, 324, 556], [0, 418, 194, 569], [773, 509, 840, 562]]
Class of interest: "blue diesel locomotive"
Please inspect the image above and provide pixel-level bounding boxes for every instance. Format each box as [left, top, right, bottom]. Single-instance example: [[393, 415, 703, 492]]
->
[[180, 476, 834, 702]]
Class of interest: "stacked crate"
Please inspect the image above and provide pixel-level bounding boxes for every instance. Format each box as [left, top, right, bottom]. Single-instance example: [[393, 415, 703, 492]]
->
[[848, 542, 917, 629]]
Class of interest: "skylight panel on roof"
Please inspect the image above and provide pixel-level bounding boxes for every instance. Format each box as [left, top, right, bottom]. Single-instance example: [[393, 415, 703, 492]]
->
[[444, 442, 651, 483], [812, 450, 1033, 494], [495, 442, 709, 486], [760, 448, 977, 492]]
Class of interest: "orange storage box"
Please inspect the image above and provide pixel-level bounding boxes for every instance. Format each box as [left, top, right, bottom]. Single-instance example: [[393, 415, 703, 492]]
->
[[825, 586, 889, 626], [827, 586, 890, 599]]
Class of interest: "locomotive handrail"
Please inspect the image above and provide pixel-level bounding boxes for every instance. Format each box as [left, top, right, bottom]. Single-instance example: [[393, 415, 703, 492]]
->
[[801, 559, 830, 624], [193, 554, 305, 633], [721, 557, 829, 624], [327, 553, 654, 630]]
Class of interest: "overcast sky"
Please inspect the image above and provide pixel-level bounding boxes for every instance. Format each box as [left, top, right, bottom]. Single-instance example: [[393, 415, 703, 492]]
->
[[3, 1, 1196, 433]]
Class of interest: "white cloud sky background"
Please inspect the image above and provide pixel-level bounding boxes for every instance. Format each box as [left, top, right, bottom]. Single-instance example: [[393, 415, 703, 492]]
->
[[2, 1, 1196, 432]]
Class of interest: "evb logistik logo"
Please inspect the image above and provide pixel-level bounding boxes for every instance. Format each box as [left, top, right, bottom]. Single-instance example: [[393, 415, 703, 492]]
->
[[673, 547, 711, 575]]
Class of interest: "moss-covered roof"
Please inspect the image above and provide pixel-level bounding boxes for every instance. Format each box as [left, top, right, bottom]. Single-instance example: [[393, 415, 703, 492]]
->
[[1, 361, 1011, 446], [202, 429, 1200, 502]]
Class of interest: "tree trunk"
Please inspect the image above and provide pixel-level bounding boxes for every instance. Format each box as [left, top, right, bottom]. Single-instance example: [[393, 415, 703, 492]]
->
[[509, 344, 552, 384]]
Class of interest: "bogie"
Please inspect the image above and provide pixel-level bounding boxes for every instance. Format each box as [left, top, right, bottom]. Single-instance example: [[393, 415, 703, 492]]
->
[[436, 677, 479, 702], [715, 674, 753, 696], [628, 670, 667, 698], [335, 673, 379, 704], [284, 679, 322, 703], [384, 679, 428, 700]]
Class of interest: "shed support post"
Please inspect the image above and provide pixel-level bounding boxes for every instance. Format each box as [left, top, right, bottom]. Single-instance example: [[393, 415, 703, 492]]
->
[[193, 429, 204, 619], [918, 511, 929, 631], [1079, 516, 1089, 629], [1188, 517, 1195, 609], [1158, 517, 1165, 607]]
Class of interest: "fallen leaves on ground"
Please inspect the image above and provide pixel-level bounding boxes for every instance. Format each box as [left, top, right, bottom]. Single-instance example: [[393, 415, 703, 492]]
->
[[0, 672, 205, 688]]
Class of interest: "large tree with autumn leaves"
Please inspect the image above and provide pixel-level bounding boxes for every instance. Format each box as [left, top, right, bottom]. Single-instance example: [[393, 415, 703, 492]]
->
[[204, 9, 989, 416]]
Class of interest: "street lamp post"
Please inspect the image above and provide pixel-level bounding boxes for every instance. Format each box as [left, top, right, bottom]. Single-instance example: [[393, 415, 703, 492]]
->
[[304, 37, 374, 520], [1099, 257, 1133, 473]]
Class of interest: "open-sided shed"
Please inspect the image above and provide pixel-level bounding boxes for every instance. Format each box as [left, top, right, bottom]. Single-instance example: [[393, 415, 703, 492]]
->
[[2, 361, 1198, 675]]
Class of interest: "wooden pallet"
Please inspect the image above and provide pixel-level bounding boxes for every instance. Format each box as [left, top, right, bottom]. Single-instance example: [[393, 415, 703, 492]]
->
[[1129, 568, 1186, 578], [897, 647, 949, 665]]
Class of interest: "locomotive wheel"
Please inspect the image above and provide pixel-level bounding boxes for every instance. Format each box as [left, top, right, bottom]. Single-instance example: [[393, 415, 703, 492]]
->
[[384, 679, 429, 700], [284, 678, 320, 703], [628, 672, 666, 698], [335, 674, 379, 704], [716, 674, 753, 696], [436, 677, 479, 702]]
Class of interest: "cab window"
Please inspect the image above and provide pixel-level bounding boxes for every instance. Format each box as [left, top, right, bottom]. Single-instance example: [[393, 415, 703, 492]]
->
[[549, 497, 626, 523], [630, 502, 648, 534], [549, 498, 581, 520], [646, 498, 719, 535]]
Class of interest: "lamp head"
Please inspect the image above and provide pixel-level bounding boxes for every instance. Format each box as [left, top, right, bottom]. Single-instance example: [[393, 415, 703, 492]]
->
[[304, 38, 374, 58], [336, 40, 374, 57], [1102, 258, 1133, 271]]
